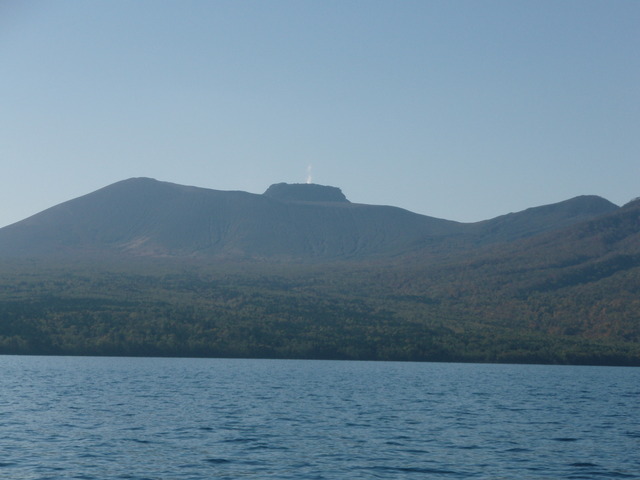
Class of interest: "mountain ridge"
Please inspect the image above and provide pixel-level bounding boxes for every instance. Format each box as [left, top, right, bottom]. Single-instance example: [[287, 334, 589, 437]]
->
[[0, 177, 621, 260], [0, 177, 638, 365]]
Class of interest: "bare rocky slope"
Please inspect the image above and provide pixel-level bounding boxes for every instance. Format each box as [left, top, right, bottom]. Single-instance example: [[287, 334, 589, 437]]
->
[[0, 177, 619, 260]]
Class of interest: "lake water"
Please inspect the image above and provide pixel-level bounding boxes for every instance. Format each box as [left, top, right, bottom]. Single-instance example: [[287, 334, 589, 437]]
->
[[0, 356, 638, 479]]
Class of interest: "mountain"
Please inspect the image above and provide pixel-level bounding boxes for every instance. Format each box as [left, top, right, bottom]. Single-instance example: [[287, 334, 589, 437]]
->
[[0, 177, 620, 260], [400, 197, 640, 322], [0, 178, 638, 365], [0, 178, 464, 259], [472, 195, 619, 243], [416, 199, 640, 362]]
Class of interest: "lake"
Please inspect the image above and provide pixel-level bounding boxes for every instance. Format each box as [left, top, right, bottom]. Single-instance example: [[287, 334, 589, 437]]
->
[[0, 356, 638, 479]]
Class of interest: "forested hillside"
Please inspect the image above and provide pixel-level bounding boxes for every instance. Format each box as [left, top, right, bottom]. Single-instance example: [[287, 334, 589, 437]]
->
[[0, 180, 637, 365], [1, 232, 638, 365]]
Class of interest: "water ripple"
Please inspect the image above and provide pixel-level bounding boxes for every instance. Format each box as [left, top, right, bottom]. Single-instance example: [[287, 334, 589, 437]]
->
[[0, 357, 638, 479]]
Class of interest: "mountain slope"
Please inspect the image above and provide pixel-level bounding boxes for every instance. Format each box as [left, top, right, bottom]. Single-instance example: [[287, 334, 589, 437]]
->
[[472, 195, 618, 242], [0, 178, 464, 259], [0, 182, 638, 364], [0, 177, 623, 260], [392, 199, 640, 353]]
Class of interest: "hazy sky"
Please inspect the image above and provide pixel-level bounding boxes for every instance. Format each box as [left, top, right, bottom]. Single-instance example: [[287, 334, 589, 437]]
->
[[1, 0, 638, 227]]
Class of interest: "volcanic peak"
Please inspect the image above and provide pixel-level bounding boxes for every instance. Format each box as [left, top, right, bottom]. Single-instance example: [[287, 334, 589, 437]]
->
[[263, 183, 349, 203]]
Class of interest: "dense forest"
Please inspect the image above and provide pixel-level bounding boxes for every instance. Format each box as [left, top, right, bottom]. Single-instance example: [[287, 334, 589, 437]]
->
[[0, 251, 638, 365]]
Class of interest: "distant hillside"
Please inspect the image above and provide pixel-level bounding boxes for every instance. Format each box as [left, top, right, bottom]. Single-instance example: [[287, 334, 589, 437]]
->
[[472, 195, 618, 242], [0, 177, 620, 260], [391, 199, 640, 360], [0, 179, 638, 365]]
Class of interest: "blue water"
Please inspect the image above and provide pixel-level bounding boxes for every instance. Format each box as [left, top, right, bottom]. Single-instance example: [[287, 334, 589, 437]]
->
[[0, 357, 638, 479]]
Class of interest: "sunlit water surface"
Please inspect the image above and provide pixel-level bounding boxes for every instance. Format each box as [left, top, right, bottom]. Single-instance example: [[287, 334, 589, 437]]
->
[[1, 356, 638, 479]]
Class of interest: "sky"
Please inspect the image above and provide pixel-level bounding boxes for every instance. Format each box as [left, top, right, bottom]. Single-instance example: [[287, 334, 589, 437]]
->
[[1, 0, 638, 227]]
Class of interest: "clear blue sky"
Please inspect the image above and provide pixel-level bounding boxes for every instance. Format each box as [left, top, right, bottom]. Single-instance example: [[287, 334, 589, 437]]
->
[[1, 0, 638, 227]]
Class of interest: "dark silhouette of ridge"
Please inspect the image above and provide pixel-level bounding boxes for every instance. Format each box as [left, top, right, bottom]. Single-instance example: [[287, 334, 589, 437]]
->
[[473, 195, 618, 242], [0, 177, 625, 260], [0, 178, 460, 259]]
